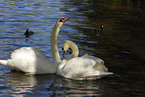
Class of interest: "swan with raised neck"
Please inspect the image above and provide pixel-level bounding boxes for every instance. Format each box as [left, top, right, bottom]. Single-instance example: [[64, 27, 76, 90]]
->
[[51, 18, 69, 64], [0, 18, 69, 74]]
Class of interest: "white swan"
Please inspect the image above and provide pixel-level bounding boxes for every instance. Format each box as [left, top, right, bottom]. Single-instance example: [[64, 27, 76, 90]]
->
[[57, 41, 113, 80], [0, 18, 69, 74]]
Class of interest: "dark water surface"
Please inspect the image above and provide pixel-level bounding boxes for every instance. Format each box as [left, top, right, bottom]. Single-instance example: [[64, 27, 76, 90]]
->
[[0, 0, 145, 96]]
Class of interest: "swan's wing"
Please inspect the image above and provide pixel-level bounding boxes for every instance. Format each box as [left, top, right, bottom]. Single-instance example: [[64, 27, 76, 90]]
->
[[82, 53, 104, 64], [60, 54, 111, 80], [11, 47, 47, 59], [60, 57, 96, 78], [83, 54, 113, 77], [10, 47, 55, 74]]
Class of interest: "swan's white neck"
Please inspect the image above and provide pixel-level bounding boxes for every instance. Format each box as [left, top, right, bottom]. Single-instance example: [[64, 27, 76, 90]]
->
[[51, 22, 62, 64], [64, 41, 79, 61], [67, 44, 79, 61]]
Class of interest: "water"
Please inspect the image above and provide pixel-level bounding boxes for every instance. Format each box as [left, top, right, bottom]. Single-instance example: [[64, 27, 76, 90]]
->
[[0, 0, 145, 96]]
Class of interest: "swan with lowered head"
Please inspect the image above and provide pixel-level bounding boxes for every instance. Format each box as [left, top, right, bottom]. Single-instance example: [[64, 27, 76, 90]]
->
[[0, 18, 69, 74], [57, 41, 113, 80]]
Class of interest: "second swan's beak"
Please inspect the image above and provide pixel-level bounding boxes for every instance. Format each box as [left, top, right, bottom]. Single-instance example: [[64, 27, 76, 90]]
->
[[62, 18, 69, 23], [62, 47, 66, 57]]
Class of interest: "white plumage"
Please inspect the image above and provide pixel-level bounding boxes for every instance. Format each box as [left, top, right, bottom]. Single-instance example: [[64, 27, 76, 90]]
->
[[57, 41, 113, 80], [0, 47, 55, 74]]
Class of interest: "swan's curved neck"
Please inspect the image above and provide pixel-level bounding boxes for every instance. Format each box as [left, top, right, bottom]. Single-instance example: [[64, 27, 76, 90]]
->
[[57, 41, 79, 74], [51, 23, 62, 64], [66, 42, 79, 61]]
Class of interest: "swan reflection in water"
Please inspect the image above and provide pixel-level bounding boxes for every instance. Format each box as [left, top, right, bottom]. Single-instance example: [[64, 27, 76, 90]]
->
[[51, 78, 102, 96], [3, 71, 59, 96], [5, 72, 37, 96], [47, 77, 108, 96], [3, 71, 113, 96]]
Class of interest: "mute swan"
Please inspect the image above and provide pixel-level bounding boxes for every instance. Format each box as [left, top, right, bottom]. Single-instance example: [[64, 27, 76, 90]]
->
[[57, 41, 113, 80], [0, 18, 69, 74]]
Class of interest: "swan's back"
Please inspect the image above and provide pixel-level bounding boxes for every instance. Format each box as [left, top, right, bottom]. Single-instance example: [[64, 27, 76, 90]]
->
[[8, 47, 55, 74], [11, 47, 47, 62]]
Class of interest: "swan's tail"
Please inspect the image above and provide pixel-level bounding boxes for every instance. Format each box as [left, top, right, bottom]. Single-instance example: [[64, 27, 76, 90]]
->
[[84, 71, 113, 77], [0, 60, 18, 71], [0, 60, 8, 66], [81, 71, 113, 80], [100, 71, 114, 75]]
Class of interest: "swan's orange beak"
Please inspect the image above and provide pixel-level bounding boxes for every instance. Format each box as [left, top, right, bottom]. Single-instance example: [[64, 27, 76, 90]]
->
[[62, 47, 66, 57], [62, 49, 65, 57], [62, 18, 69, 23]]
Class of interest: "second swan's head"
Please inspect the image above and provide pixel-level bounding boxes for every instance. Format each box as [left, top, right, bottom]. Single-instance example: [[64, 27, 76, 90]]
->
[[56, 18, 69, 27], [62, 41, 79, 57]]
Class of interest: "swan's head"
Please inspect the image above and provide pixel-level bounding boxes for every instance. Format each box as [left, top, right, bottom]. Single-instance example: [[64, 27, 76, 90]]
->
[[62, 41, 70, 57], [59, 18, 69, 22], [62, 41, 79, 58], [56, 18, 69, 28]]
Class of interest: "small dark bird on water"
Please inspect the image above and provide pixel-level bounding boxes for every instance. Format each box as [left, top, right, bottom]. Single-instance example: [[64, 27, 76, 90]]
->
[[100, 25, 103, 32], [95, 25, 103, 33], [24, 29, 34, 37]]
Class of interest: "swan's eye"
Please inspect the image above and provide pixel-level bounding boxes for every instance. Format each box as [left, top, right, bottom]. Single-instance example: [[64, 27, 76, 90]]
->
[[59, 18, 65, 22], [62, 47, 64, 51]]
